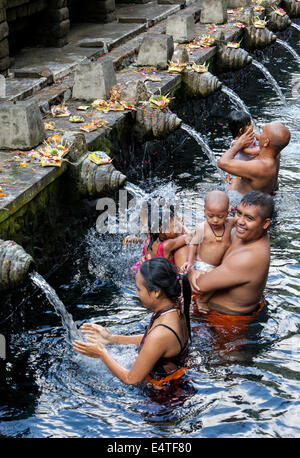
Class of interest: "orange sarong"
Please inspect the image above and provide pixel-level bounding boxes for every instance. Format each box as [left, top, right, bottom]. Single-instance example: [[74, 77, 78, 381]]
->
[[192, 296, 266, 352], [145, 367, 188, 388]]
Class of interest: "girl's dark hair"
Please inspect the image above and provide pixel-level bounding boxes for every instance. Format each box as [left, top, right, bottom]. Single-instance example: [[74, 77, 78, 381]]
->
[[140, 257, 191, 339], [228, 110, 252, 138], [147, 201, 175, 251]]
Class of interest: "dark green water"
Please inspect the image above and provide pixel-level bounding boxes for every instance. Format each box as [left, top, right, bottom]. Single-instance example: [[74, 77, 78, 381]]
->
[[0, 29, 299, 438]]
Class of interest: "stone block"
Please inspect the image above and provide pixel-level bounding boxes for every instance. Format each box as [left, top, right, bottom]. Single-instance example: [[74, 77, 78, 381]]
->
[[166, 14, 196, 44], [0, 7, 6, 21], [48, 0, 67, 7], [0, 55, 9, 71], [172, 46, 189, 63], [0, 38, 9, 59], [227, 0, 250, 7], [0, 101, 46, 150], [27, 0, 47, 15], [121, 79, 150, 105], [86, 0, 115, 13], [72, 57, 117, 101], [61, 131, 87, 162], [47, 7, 69, 22], [200, 0, 227, 24], [137, 33, 174, 69], [0, 21, 9, 40], [0, 74, 5, 97]]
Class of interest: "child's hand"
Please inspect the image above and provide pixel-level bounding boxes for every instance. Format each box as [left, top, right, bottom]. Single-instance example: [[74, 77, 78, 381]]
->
[[180, 262, 193, 273], [237, 126, 255, 150]]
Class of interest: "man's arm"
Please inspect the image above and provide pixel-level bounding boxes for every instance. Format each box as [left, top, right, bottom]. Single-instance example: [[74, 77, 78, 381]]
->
[[189, 251, 252, 294]]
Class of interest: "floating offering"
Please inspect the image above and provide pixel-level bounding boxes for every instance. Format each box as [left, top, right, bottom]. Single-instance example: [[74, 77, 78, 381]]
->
[[69, 115, 84, 123], [253, 17, 267, 28], [190, 63, 209, 73], [31, 142, 69, 167], [233, 22, 245, 28], [76, 105, 90, 111], [227, 42, 241, 49], [254, 6, 265, 12], [273, 8, 287, 16], [88, 151, 112, 165], [44, 121, 56, 131], [187, 35, 215, 49], [51, 104, 71, 117], [149, 95, 171, 110], [79, 123, 98, 133], [144, 76, 162, 82], [46, 134, 61, 143], [168, 62, 187, 73]]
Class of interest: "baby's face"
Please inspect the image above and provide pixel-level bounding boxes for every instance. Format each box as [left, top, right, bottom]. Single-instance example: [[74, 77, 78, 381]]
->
[[204, 203, 229, 230]]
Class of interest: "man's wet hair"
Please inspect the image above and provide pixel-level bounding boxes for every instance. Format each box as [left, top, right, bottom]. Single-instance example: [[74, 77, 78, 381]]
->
[[240, 191, 274, 220], [228, 110, 252, 138]]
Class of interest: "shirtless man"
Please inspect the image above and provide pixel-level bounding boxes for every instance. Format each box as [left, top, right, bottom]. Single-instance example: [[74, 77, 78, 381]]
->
[[218, 122, 291, 195], [188, 191, 274, 316]]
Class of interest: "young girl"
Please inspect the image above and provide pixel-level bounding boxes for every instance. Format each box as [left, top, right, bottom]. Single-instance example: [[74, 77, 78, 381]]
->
[[123, 204, 191, 271], [73, 257, 191, 388], [227, 110, 261, 191]]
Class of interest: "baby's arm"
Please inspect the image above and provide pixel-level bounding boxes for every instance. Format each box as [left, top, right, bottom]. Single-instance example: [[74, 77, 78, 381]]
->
[[241, 146, 260, 156], [122, 235, 145, 246]]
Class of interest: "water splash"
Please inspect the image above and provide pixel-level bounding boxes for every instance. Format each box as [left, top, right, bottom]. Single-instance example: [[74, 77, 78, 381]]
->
[[30, 270, 82, 344], [291, 22, 300, 32], [221, 85, 252, 117], [181, 123, 225, 181], [123, 181, 148, 200], [276, 39, 300, 64], [252, 59, 287, 105]]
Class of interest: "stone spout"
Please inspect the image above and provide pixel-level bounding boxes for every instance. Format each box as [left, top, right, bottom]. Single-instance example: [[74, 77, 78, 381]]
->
[[280, 1, 300, 18], [134, 106, 182, 139], [215, 46, 253, 72], [78, 158, 127, 197], [244, 26, 277, 50], [0, 240, 34, 291], [267, 11, 292, 31], [182, 70, 222, 97]]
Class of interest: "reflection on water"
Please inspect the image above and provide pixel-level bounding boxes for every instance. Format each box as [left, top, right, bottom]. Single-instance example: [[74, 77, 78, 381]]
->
[[0, 30, 300, 438]]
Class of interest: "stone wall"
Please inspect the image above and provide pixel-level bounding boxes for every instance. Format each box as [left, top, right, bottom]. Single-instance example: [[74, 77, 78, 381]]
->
[[0, 1, 9, 72], [0, 176, 97, 275], [0, 0, 117, 73]]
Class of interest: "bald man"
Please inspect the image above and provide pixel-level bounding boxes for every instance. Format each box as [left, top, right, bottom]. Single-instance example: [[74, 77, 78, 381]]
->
[[218, 122, 291, 195]]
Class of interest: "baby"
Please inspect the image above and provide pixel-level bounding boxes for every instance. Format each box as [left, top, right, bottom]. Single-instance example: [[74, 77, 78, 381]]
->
[[181, 190, 234, 311], [227, 110, 260, 191]]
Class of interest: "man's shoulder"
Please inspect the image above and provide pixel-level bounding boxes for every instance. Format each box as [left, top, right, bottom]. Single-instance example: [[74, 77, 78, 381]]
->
[[225, 238, 270, 265]]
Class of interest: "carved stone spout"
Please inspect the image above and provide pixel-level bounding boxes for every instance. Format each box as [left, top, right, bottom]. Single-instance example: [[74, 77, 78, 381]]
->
[[182, 70, 222, 97], [0, 240, 34, 291], [134, 106, 182, 139], [267, 11, 292, 31], [215, 46, 253, 72], [281, 0, 300, 17], [244, 26, 277, 50], [78, 158, 127, 197]]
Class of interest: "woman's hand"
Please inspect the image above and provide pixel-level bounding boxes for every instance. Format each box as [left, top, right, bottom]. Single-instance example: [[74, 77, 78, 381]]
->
[[80, 323, 114, 345], [73, 337, 105, 359]]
